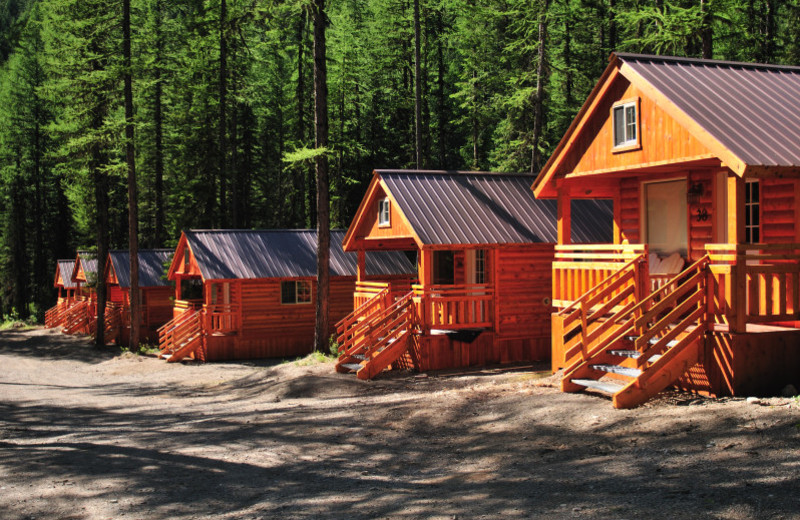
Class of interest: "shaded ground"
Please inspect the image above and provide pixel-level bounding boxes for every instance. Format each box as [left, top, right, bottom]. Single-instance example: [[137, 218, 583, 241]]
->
[[0, 327, 798, 519]]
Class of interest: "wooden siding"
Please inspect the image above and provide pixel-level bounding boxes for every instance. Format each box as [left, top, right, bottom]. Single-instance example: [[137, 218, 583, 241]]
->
[[204, 277, 357, 361], [494, 245, 554, 340], [618, 177, 640, 244], [560, 79, 713, 179], [355, 184, 416, 242], [688, 170, 715, 261], [762, 178, 799, 243], [411, 332, 549, 372]]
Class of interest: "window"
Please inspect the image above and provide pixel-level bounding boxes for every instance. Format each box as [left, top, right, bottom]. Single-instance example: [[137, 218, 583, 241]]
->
[[433, 250, 455, 285], [613, 100, 638, 148], [281, 280, 312, 304], [474, 250, 486, 284], [378, 198, 390, 226], [745, 180, 760, 244]]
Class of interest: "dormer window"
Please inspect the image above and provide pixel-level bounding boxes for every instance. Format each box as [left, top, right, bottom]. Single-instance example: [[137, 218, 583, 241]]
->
[[378, 198, 390, 227], [612, 99, 639, 150]]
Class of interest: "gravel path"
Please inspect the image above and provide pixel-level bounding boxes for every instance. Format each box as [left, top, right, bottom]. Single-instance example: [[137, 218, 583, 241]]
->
[[0, 327, 798, 519]]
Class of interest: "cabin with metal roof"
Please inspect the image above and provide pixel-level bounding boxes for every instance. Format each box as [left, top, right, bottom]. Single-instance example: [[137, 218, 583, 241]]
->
[[336, 169, 612, 379], [533, 53, 800, 408], [55, 251, 101, 335], [102, 250, 174, 345], [44, 259, 86, 328], [159, 229, 416, 362]]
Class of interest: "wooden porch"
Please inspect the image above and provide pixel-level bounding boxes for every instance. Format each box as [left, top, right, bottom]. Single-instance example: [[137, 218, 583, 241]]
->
[[551, 243, 800, 405]]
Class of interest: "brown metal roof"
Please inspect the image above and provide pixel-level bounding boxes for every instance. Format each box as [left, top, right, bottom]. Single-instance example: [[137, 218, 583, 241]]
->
[[184, 229, 415, 281], [56, 259, 77, 289], [74, 251, 98, 282], [378, 170, 612, 245], [109, 250, 173, 288], [619, 53, 800, 168]]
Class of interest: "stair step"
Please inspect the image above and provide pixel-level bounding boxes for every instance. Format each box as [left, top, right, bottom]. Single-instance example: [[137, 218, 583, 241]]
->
[[571, 378, 625, 395], [340, 363, 363, 372], [609, 350, 664, 363], [351, 354, 367, 361], [590, 364, 641, 378], [626, 336, 680, 348]]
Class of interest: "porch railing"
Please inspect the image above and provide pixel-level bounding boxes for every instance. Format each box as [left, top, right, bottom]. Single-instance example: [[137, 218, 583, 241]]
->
[[553, 244, 648, 308], [412, 284, 493, 330], [204, 304, 238, 333], [706, 243, 800, 331]]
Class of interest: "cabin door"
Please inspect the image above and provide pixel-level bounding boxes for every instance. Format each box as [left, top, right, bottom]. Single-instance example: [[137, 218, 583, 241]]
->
[[644, 179, 688, 257]]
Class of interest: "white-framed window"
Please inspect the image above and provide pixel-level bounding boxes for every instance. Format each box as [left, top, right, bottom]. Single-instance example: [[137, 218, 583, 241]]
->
[[378, 198, 391, 226], [474, 250, 486, 284], [745, 180, 760, 244], [281, 280, 312, 304], [613, 100, 638, 148]]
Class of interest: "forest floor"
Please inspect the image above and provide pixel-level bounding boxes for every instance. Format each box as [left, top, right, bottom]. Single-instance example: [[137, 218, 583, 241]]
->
[[0, 327, 799, 520]]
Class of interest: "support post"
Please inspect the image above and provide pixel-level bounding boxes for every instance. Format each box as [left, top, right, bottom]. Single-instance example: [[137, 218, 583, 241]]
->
[[727, 173, 746, 332], [557, 187, 571, 245]]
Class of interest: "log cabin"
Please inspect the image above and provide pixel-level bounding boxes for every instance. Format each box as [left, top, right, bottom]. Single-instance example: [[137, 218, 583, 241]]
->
[[336, 169, 612, 379], [44, 259, 85, 328], [59, 251, 99, 335], [160, 229, 416, 362], [532, 53, 800, 407], [103, 249, 174, 346]]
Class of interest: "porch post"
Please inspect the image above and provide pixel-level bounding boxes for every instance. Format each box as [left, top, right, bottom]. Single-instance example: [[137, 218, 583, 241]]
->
[[557, 187, 571, 245], [357, 249, 366, 282], [727, 172, 746, 332], [174, 274, 182, 301]]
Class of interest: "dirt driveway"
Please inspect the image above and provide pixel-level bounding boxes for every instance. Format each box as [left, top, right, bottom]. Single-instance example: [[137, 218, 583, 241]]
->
[[0, 327, 798, 519]]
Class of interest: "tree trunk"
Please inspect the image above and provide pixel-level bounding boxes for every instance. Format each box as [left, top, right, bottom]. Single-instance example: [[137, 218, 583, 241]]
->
[[530, 0, 549, 174], [123, 0, 140, 349], [218, 0, 228, 227], [311, 0, 329, 353], [413, 0, 423, 169], [153, 0, 165, 247]]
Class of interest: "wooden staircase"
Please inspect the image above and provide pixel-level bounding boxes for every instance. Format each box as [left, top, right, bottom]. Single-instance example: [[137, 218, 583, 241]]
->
[[61, 300, 91, 334], [45, 302, 69, 328], [335, 290, 415, 380], [158, 310, 203, 362], [558, 255, 710, 408], [89, 303, 123, 344]]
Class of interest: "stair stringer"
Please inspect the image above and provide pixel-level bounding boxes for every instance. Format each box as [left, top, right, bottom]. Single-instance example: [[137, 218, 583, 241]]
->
[[613, 335, 704, 408]]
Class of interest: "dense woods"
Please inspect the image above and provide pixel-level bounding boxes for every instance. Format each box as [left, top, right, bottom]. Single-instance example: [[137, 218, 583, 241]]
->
[[0, 0, 799, 321]]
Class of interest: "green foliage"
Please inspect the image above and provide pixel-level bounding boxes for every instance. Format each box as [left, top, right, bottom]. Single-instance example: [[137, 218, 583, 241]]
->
[[1, 0, 800, 314]]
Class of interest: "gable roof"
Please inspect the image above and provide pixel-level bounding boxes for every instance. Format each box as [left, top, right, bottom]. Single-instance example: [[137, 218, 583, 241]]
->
[[533, 53, 800, 196], [55, 259, 77, 289], [109, 250, 173, 288], [72, 251, 98, 283], [181, 229, 415, 281], [349, 170, 612, 246]]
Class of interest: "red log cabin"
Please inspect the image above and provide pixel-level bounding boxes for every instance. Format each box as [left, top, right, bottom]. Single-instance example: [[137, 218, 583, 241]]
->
[[58, 251, 98, 335], [159, 229, 415, 362], [532, 53, 800, 407], [44, 259, 86, 328], [104, 249, 174, 346], [336, 170, 612, 379]]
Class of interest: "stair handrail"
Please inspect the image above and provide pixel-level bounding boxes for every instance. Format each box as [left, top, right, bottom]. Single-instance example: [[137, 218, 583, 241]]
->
[[336, 285, 392, 355], [337, 291, 414, 361], [557, 254, 645, 317], [159, 309, 203, 356], [564, 254, 710, 375]]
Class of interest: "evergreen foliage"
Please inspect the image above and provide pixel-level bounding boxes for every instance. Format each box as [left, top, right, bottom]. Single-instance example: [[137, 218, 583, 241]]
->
[[0, 0, 797, 320]]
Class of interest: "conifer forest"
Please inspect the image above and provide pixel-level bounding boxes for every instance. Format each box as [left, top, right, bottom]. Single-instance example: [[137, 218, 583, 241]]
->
[[0, 0, 798, 321]]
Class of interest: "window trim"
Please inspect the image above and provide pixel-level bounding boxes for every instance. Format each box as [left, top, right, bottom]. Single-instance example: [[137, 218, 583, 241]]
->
[[280, 280, 313, 305], [378, 198, 391, 227], [611, 98, 641, 153]]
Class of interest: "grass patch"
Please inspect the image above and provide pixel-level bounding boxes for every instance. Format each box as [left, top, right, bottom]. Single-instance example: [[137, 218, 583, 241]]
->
[[0, 318, 36, 331], [292, 351, 336, 366]]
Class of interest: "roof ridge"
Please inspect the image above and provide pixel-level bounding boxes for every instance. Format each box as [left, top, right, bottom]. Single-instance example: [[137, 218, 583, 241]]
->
[[375, 169, 534, 177], [615, 52, 800, 72], [185, 228, 347, 233]]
